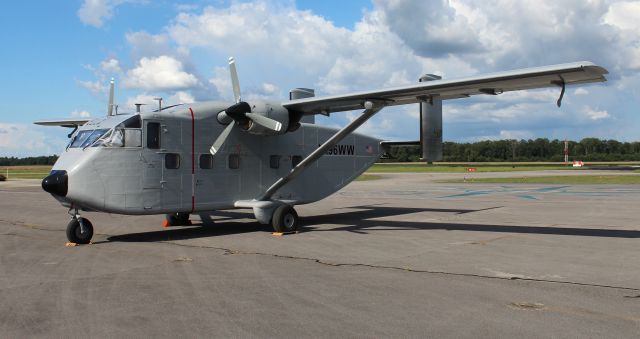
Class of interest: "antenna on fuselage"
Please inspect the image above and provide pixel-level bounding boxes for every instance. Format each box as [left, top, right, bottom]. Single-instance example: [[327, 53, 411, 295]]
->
[[153, 97, 163, 112], [135, 103, 145, 113], [107, 78, 115, 116]]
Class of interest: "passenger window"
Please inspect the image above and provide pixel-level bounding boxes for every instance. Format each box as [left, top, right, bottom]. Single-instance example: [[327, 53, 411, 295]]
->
[[146, 122, 160, 149], [270, 155, 280, 169], [228, 154, 240, 169], [200, 154, 213, 169], [292, 155, 302, 168], [165, 153, 180, 169]]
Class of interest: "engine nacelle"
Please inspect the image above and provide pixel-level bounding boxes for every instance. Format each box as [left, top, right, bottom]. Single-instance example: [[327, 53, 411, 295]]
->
[[245, 101, 290, 136]]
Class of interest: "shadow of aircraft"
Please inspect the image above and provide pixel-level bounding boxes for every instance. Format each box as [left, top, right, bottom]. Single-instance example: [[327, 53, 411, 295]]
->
[[302, 205, 640, 238], [105, 205, 640, 243]]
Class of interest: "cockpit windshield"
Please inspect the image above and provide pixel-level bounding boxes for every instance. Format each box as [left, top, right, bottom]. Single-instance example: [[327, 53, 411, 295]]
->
[[68, 129, 109, 148], [66, 115, 142, 150]]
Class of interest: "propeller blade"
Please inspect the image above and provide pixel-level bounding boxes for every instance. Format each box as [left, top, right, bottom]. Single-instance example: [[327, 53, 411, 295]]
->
[[107, 78, 115, 116], [210, 122, 235, 155], [245, 113, 283, 132], [229, 57, 241, 103]]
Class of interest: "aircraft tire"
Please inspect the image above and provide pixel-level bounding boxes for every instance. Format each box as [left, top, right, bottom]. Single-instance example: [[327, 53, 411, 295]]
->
[[166, 213, 191, 226], [272, 205, 298, 233], [177, 212, 192, 226], [66, 217, 93, 244]]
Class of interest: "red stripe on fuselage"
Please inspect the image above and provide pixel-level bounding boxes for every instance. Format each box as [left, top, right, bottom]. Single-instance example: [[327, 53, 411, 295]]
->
[[189, 107, 195, 213]]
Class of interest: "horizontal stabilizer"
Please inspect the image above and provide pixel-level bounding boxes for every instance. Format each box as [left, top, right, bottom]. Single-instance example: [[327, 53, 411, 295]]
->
[[380, 141, 421, 155]]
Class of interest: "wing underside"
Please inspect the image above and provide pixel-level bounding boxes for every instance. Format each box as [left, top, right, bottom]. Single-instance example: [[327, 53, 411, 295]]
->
[[34, 119, 90, 128], [283, 61, 608, 115]]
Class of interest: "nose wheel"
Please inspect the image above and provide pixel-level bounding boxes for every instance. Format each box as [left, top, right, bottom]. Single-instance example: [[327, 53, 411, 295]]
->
[[66, 217, 94, 244]]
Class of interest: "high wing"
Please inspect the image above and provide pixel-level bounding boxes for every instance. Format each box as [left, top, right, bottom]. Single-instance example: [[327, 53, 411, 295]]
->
[[34, 119, 90, 128], [283, 61, 608, 115]]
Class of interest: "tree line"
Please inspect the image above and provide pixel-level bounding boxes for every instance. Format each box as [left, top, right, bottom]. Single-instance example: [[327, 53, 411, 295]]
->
[[2, 138, 640, 164], [0, 155, 58, 166], [387, 138, 640, 162]]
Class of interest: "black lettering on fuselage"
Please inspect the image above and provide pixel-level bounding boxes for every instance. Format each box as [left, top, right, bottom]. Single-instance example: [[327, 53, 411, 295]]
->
[[319, 144, 355, 156]]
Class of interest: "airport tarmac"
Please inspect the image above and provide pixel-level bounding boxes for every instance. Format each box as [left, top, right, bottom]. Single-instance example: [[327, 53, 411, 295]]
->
[[1, 172, 639, 338]]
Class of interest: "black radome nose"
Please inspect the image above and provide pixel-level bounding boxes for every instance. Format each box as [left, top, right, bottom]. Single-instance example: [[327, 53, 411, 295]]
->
[[42, 170, 68, 197]]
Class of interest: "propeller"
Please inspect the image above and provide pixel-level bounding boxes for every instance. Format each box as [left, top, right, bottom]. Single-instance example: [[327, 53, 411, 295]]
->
[[210, 57, 283, 155]]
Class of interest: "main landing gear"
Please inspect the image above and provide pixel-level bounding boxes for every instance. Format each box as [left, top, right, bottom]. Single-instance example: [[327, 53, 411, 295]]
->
[[164, 212, 192, 227], [238, 201, 300, 234], [271, 205, 299, 233], [66, 209, 93, 244]]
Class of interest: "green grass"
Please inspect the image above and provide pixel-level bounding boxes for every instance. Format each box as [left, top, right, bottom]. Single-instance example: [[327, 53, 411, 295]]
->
[[355, 174, 383, 181], [442, 175, 640, 185], [367, 163, 574, 173], [0, 165, 52, 180]]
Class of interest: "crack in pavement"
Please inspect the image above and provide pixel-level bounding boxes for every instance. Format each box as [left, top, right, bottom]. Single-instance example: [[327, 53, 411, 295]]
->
[[162, 240, 640, 292], [4, 219, 640, 292]]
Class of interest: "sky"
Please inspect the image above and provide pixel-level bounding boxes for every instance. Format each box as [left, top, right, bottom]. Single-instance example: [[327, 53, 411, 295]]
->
[[1, 0, 639, 156]]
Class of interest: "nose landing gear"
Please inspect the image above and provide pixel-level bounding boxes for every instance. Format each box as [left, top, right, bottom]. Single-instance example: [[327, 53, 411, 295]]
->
[[66, 216, 94, 244], [65, 208, 93, 244]]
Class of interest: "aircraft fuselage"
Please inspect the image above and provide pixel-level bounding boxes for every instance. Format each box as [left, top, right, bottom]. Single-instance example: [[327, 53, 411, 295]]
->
[[47, 101, 381, 215]]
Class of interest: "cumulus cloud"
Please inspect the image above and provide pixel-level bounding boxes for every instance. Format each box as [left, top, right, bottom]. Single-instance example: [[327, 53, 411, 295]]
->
[[75, 0, 639, 143], [574, 88, 589, 95], [583, 107, 611, 120], [79, 57, 123, 95], [604, 1, 640, 31], [70, 110, 92, 118], [125, 32, 175, 61], [0, 123, 67, 156], [77, 0, 138, 28], [123, 56, 199, 91], [124, 91, 195, 112]]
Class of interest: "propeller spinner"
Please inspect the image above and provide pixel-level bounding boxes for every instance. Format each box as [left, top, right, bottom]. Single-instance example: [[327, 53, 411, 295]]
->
[[210, 58, 283, 155]]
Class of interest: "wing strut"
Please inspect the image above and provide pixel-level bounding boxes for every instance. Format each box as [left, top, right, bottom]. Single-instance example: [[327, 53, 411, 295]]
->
[[257, 100, 384, 201]]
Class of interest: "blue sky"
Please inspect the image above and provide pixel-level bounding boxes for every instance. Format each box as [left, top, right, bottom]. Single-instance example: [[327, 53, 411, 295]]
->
[[1, 0, 639, 156]]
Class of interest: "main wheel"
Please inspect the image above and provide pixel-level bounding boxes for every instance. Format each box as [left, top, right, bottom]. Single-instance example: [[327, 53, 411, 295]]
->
[[66, 217, 93, 244], [165, 213, 192, 226], [272, 205, 299, 233]]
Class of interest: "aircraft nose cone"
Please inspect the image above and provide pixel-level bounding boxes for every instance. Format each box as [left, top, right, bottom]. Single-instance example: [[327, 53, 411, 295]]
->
[[42, 170, 68, 197]]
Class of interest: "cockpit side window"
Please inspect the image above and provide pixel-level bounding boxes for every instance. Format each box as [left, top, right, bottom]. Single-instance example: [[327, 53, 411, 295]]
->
[[69, 130, 93, 148], [146, 122, 160, 149], [123, 115, 141, 128]]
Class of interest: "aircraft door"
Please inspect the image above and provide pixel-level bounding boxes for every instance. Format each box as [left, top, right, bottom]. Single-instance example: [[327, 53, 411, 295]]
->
[[141, 120, 162, 210], [159, 118, 187, 211]]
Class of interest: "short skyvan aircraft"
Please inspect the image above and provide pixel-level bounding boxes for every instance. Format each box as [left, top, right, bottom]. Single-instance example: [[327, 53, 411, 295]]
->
[[36, 58, 608, 244]]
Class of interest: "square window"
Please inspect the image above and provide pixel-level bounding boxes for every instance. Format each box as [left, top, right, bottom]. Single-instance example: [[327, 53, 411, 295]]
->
[[199, 154, 213, 169], [165, 153, 180, 169], [292, 155, 303, 168], [228, 154, 240, 169], [270, 155, 280, 169]]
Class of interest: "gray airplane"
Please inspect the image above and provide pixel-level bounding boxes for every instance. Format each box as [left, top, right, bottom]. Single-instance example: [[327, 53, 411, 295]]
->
[[35, 58, 607, 244]]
